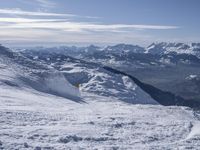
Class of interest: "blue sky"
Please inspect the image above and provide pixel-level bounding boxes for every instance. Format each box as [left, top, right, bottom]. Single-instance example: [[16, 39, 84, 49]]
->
[[0, 0, 199, 46]]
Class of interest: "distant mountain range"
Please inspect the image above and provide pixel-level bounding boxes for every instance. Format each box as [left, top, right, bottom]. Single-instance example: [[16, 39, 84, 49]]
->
[[146, 42, 200, 57], [1, 43, 199, 107], [20, 42, 200, 58], [20, 42, 200, 102]]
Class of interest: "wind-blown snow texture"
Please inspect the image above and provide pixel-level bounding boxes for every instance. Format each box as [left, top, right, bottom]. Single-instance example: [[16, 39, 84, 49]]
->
[[1, 45, 200, 149]]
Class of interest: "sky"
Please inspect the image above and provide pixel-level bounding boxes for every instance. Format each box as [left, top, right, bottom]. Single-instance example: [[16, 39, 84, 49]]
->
[[0, 0, 200, 47]]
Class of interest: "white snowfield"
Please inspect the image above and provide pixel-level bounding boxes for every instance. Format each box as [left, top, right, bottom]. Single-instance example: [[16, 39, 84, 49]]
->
[[1, 85, 200, 150], [1, 48, 200, 149]]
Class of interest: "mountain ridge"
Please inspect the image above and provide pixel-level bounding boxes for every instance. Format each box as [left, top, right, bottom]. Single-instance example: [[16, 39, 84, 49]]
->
[[19, 42, 200, 59]]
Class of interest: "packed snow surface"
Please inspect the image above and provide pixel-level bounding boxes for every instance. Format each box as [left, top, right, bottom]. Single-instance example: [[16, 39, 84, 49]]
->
[[1, 85, 200, 149]]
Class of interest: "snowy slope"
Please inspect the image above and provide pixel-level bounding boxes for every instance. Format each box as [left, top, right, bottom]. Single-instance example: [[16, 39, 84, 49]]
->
[[60, 62, 157, 104], [0, 45, 81, 102], [1, 84, 200, 149], [1, 45, 200, 149]]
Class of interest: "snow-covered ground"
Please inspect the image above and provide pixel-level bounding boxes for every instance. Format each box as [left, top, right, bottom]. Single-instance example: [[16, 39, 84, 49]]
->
[[1, 85, 200, 149], [1, 46, 200, 149]]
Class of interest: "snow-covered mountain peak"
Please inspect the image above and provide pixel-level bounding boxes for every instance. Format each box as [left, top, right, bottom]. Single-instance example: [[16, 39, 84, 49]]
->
[[83, 45, 101, 53], [105, 44, 145, 53], [146, 42, 200, 57]]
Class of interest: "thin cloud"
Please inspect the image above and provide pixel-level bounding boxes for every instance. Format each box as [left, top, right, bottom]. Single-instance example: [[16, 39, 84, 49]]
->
[[0, 7, 180, 45], [0, 17, 179, 32], [0, 8, 100, 19], [0, 28, 153, 45], [35, 0, 56, 8], [0, 8, 76, 17], [0, 18, 68, 23]]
